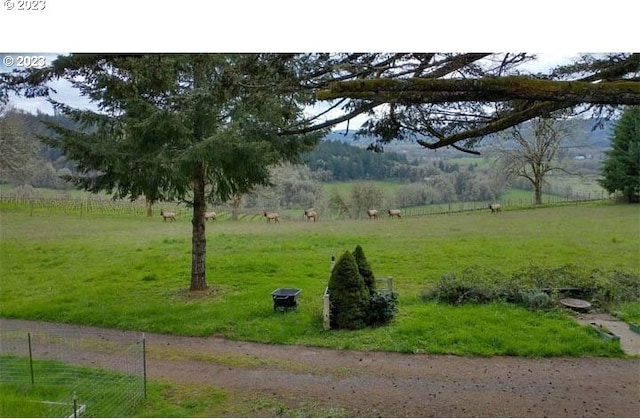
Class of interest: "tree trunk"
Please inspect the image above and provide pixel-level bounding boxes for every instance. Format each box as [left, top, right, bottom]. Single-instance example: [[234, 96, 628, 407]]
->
[[145, 198, 153, 217], [231, 194, 241, 221], [534, 180, 543, 205], [190, 161, 208, 291], [190, 55, 208, 291]]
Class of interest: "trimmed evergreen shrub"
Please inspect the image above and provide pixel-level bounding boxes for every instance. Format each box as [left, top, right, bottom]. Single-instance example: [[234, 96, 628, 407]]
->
[[353, 244, 376, 295], [368, 291, 399, 326], [327, 251, 370, 330]]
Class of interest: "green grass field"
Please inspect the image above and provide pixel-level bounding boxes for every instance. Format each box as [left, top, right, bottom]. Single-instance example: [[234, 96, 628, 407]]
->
[[1, 201, 638, 357]]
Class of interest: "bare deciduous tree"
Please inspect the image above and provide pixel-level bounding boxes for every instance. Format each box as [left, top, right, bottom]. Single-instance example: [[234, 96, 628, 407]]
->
[[497, 118, 571, 204]]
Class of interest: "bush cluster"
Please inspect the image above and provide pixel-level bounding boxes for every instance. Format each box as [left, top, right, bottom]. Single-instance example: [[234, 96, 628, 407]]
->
[[328, 246, 398, 329], [420, 264, 640, 312]]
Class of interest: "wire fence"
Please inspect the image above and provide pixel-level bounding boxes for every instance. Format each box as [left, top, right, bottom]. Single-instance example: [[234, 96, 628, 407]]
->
[[0, 190, 612, 222], [0, 328, 146, 418]]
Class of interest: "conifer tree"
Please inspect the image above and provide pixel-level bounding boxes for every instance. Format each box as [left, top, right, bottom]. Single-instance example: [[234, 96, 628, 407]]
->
[[353, 245, 376, 295], [327, 251, 370, 330], [599, 106, 640, 203], [12, 54, 323, 291]]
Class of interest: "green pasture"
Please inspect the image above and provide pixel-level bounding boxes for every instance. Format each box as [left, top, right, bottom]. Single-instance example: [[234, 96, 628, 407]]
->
[[1, 202, 639, 357]]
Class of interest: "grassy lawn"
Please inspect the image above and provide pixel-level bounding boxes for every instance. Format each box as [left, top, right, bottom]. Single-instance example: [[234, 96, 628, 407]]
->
[[1, 201, 638, 357]]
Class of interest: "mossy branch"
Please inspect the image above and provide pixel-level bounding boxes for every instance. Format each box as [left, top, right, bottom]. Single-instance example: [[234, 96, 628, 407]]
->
[[317, 77, 640, 105]]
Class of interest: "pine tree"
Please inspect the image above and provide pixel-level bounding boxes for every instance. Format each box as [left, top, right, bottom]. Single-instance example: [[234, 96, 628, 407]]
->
[[599, 106, 640, 203]]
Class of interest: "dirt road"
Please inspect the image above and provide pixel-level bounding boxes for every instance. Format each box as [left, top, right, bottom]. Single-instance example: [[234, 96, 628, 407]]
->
[[1, 318, 639, 417]]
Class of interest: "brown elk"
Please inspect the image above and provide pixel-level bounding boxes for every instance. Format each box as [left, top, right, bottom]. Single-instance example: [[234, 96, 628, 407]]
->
[[204, 211, 217, 221], [489, 203, 502, 213], [367, 209, 378, 219], [388, 209, 401, 218], [304, 209, 318, 222], [160, 210, 176, 222], [263, 210, 279, 223]]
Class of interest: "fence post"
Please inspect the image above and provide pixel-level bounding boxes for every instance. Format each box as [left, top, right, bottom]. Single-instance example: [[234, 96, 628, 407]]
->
[[142, 334, 147, 399], [387, 277, 393, 293], [28, 332, 34, 386], [323, 287, 331, 331]]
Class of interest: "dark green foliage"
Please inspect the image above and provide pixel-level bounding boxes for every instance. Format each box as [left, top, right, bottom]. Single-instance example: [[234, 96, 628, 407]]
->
[[599, 106, 640, 203], [327, 251, 370, 330], [368, 291, 398, 326], [353, 245, 375, 295], [421, 264, 640, 312]]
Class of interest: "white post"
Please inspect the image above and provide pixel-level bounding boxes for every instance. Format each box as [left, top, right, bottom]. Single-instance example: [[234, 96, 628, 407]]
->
[[323, 287, 331, 330]]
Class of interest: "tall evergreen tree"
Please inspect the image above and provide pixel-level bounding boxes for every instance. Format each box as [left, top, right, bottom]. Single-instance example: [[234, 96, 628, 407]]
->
[[599, 106, 640, 203], [12, 54, 323, 291]]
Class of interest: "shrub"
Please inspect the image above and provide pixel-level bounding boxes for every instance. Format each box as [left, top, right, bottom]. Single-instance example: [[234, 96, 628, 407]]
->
[[519, 290, 554, 310], [421, 264, 640, 312], [368, 291, 398, 326], [327, 251, 370, 330], [420, 269, 507, 305]]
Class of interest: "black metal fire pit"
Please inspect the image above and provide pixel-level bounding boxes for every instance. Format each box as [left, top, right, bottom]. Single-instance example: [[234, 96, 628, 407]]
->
[[271, 288, 301, 311]]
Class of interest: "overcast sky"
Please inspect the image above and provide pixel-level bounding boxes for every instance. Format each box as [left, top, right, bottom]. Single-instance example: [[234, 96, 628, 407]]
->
[[1, 0, 631, 122]]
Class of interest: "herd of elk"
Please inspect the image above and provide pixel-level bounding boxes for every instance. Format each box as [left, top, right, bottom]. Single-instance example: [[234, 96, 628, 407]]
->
[[161, 205, 502, 223]]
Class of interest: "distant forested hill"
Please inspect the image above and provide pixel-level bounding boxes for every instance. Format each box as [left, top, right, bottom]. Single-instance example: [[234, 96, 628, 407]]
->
[[302, 140, 419, 181], [327, 118, 614, 150]]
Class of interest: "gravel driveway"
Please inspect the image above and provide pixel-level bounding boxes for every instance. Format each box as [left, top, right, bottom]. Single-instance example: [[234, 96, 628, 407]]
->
[[1, 318, 638, 417]]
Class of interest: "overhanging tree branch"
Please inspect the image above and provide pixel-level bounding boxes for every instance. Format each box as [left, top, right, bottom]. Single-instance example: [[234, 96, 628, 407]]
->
[[317, 77, 640, 105], [315, 53, 640, 153]]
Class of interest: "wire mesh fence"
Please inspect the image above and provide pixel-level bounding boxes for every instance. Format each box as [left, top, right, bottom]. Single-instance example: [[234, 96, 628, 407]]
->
[[0, 189, 612, 222], [0, 328, 145, 418]]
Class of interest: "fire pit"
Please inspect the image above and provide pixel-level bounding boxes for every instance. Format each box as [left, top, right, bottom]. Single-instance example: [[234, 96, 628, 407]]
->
[[271, 288, 301, 311]]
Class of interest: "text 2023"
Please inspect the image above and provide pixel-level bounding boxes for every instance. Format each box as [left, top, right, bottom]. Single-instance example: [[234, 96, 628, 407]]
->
[[17, 0, 46, 10]]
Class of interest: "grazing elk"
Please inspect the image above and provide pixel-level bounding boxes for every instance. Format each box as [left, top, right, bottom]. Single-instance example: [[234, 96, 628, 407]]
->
[[367, 209, 378, 219], [263, 210, 280, 223], [160, 210, 176, 222], [304, 209, 318, 222], [489, 203, 502, 213], [388, 209, 401, 218], [204, 211, 217, 221]]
